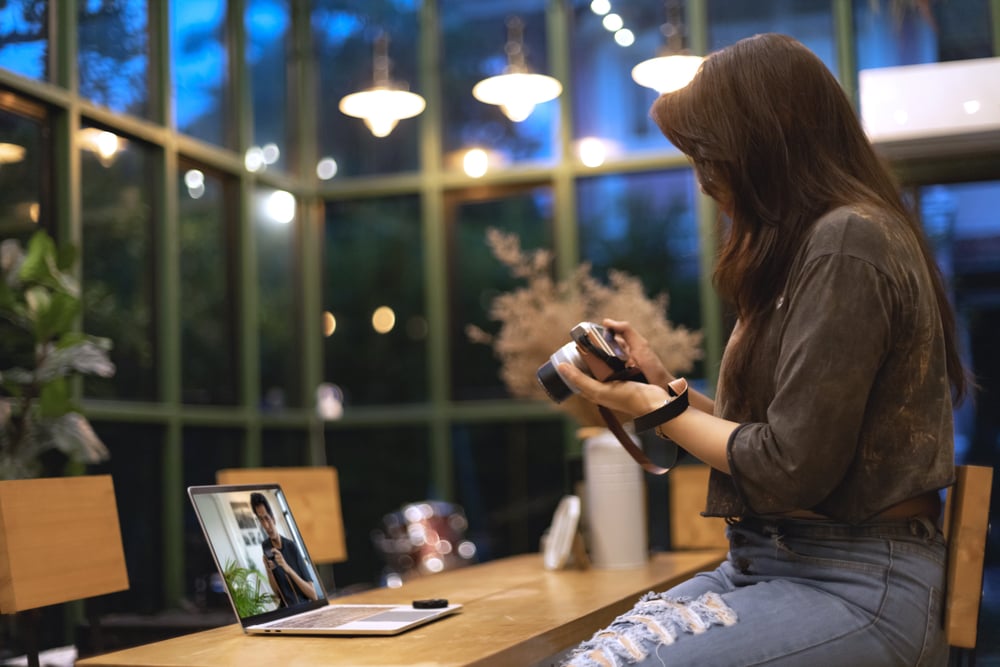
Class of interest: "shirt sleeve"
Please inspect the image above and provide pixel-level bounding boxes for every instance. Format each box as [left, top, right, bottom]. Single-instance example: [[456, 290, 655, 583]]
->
[[726, 251, 897, 515]]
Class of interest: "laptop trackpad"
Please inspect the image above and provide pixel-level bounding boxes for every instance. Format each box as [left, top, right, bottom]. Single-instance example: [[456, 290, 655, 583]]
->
[[365, 610, 443, 623]]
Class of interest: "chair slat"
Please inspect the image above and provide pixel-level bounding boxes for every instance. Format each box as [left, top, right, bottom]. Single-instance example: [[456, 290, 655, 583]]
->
[[944, 464, 994, 650]]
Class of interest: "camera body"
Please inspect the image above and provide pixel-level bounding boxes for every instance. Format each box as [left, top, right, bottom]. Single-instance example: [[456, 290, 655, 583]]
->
[[536, 322, 632, 403]]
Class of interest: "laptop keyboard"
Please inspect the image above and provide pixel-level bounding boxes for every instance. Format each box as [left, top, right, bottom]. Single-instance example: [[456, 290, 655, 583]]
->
[[266, 605, 393, 629]]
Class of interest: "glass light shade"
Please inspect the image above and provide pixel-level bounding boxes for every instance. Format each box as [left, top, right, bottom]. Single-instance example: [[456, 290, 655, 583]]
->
[[338, 87, 427, 138], [0, 142, 26, 164], [472, 72, 563, 122], [631, 54, 704, 94]]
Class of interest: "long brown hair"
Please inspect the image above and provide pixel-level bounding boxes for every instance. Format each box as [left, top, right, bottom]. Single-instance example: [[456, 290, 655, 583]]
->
[[650, 33, 968, 411]]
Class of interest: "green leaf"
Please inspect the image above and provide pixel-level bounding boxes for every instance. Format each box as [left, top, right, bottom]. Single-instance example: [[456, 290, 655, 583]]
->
[[39, 377, 73, 418], [36, 340, 116, 382], [0, 367, 34, 388], [0, 302, 34, 332], [24, 285, 51, 321], [44, 413, 109, 463], [0, 276, 16, 311], [55, 331, 89, 349], [19, 230, 59, 286], [34, 290, 81, 342], [18, 231, 79, 298]]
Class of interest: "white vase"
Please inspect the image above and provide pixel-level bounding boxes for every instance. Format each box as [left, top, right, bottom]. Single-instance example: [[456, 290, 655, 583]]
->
[[581, 427, 648, 568]]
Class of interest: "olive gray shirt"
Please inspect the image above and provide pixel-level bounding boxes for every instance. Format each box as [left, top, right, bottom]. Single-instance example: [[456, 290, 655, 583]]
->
[[705, 205, 955, 523]]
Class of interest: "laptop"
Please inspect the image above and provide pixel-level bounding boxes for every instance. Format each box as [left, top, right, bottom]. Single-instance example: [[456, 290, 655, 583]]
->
[[188, 483, 462, 635]]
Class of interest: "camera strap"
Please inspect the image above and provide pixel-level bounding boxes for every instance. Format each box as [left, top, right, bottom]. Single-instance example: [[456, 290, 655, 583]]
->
[[597, 406, 675, 475], [595, 367, 681, 476]]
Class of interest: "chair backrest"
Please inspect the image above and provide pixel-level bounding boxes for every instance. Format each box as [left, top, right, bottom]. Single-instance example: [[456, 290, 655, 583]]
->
[[0, 475, 129, 613], [668, 464, 730, 550], [943, 464, 994, 650], [215, 466, 347, 564]]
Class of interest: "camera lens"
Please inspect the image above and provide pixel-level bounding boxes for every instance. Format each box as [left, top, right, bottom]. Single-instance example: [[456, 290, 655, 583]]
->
[[537, 360, 573, 402], [536, 342, 589, 403]]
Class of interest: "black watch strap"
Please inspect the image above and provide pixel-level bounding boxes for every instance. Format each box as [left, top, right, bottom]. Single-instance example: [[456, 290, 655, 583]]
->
[[633, 384, 689, 433]]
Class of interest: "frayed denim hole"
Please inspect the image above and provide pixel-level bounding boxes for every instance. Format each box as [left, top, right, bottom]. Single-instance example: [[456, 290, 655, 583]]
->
[[564, 592, 739, 667], [563, 647, 614, 667], [643, 591, 738, 632], [566, 630, 647, 666], [690, 592, 739, 627]]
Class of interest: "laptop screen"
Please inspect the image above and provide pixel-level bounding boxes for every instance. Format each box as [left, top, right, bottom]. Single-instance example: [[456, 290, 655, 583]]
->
[[189, 484, 329, 626]]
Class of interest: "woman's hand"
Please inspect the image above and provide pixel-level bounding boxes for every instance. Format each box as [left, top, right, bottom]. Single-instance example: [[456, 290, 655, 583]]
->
[[558, 361, 670, 419], [603, 319, 673, 389]]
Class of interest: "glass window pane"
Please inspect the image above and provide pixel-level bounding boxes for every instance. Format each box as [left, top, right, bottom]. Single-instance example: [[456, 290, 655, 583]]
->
[[0, 1, 49, 80], [449, 186, 554, 401], [440, 0, 559, 168], [577, 169, 702, 339], [171, 0, 230, 146], [178, 161, 239, 405], [78, 1, 151, 119], [0, 97, 49, 243], [262, 428, 310, 466], [246, 0, 289, 173], [916, 178, 1000, 631], [181, 427, 243, 606], [854, 0, 993, 69], [0, 97, 51, 389], [255, 186, 301, 410], [322, 195, 427, 405], [81, 125, 158, 400], [708, 0, 838, 77], [917, 180, 1000, 466], [311, 2, 422, 177], [571, 0, 685, 155], [183, 426, 243, 487], [87, 422, 166, 614], [451, 420, 566, 560], [325, 425, 432, 588], [708, 0, 838, 76]]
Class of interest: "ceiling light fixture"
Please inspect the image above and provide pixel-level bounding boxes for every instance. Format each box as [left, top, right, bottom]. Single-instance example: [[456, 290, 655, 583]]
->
[[338, 32, 426, 138], [472, 16, 562, 123], [631, 0, 703, 94], [0, 143, 26, 164]]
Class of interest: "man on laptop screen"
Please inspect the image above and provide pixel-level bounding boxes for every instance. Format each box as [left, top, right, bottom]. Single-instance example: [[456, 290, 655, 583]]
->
[[250, 491, 317, 608]]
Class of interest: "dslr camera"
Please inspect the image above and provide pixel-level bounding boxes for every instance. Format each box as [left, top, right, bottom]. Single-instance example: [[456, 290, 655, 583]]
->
[[537, 322, 641, 402]]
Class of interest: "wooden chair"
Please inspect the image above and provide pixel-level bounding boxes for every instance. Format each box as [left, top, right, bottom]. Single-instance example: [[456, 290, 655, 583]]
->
[[668, 464, 730, 550], [0, 475, 129, 667], [943, 464, 994, 665], [215, 466, 347, 564]]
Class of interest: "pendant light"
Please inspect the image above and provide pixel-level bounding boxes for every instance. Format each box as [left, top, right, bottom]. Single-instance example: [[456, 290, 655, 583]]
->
[[339, 33, 426, 138], [631, 0, 703, 94], [472, 17, 562, 123], [0, 143, 26, 165]]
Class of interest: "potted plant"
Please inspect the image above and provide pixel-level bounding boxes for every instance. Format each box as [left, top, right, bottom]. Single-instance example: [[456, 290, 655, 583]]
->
[[467, 228, 703, 567], [222, 559, 278, 617], [0, 230, 114, 480], [466, 227, 702, 428]]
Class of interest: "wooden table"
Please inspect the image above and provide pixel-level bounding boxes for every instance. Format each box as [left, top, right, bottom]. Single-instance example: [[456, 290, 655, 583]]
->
[[77, 550, 724, 667]]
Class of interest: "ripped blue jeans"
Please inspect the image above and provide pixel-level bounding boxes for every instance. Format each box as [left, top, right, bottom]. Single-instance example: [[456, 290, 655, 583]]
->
[[564, 516, 947, 667]]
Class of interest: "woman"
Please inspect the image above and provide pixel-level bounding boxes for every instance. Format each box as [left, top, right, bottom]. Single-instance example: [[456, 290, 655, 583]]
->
[[558, 33, 968, 666]]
